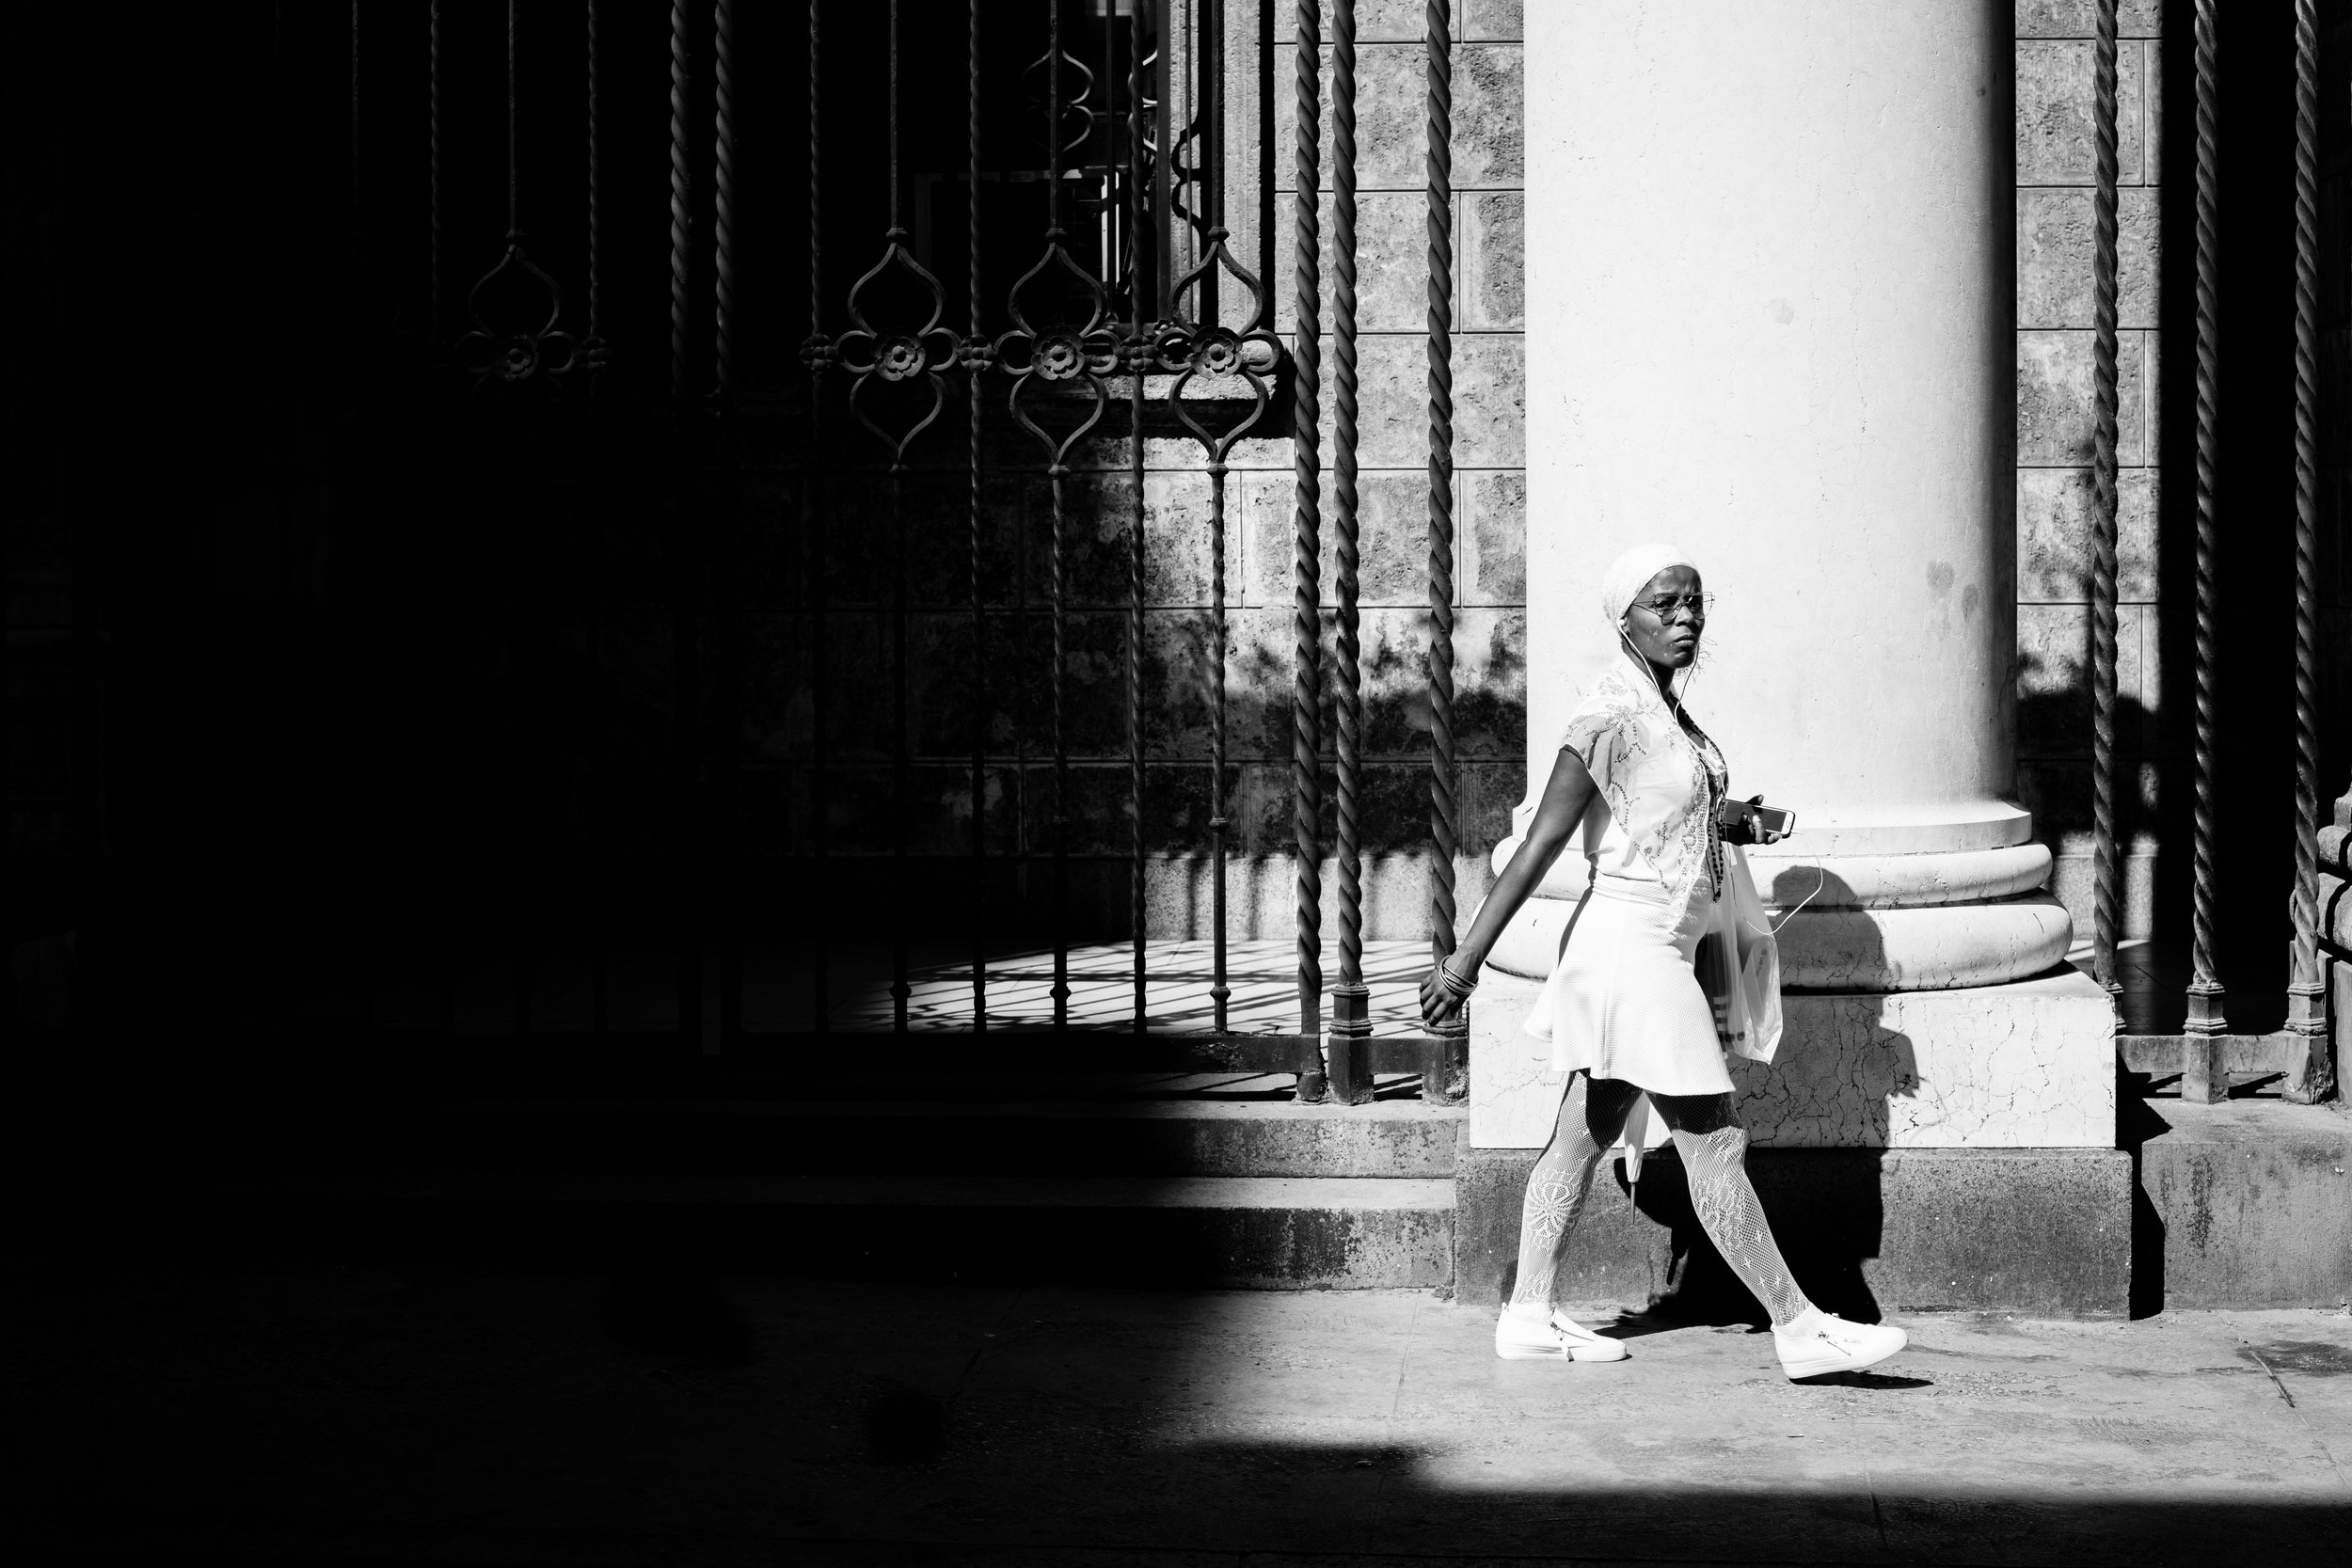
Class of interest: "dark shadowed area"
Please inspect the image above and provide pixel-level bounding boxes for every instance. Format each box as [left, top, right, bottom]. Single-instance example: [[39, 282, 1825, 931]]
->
[[12, 1270, 2351, 1567]]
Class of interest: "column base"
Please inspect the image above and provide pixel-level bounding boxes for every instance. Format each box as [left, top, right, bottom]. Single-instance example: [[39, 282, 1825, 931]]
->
[[1770, 893, 2074, 990], [1486, 804, 2074, 992]]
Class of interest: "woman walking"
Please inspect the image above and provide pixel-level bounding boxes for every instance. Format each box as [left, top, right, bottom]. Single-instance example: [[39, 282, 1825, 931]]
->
[[1421, 542, 1907, 1382]]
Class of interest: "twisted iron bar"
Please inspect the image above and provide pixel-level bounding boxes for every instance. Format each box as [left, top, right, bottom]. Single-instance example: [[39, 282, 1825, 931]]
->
[[826, 0, 953, 1029], [807, 0, 825, 366], [1292, 0, 1324, 1050], [1214, 418, 1232, 1039], [1423, 0, 1462, 1096], [710, 0, 742, 1043], [1152, 0, 1284, 1035], [971, 0, 991, 1033], [1129, 0, 1152, 1034], [1328, 0, 1366, 1085], [1050, 465, 1073, 1028], [662, 0, 701, 1045], [587, 0, 600, 348], [583, 2, 609, 1018], [714, 0, 736, 399], [1037, 0, 1091, 1032], [430, 0, 442, 343], [2287, 0, 2331, 1099], [891, 462, 912, 1033], [669, 0, 690, 402], [803, 0, 832, 1032], [2090, 2, 2121, 1001], [424, 0, 450, 1028], [584, 0, 607, 1034], [506, 0, 519, 230], [350, 3, 361, 260], [2187, 0, 2224, 1035], [997, 0, 1119, 1029]]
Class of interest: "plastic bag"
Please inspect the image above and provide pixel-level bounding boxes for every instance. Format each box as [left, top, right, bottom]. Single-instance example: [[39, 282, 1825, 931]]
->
[[1693, 843, 1783, 1065]]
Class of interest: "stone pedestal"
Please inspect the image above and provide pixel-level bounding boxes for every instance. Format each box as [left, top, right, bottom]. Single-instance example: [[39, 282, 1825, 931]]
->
[[1470, 969, 2117, 1151]]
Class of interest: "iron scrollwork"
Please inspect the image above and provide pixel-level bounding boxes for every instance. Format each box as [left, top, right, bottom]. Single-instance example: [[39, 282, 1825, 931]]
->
[[996, 251, 1122, 462], [451, 0, 604, 388], [453, 240, 599, 387], [835, 234, 960, 462]]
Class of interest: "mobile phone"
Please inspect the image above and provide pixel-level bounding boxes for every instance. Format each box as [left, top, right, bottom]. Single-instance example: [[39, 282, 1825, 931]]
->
[[1751, 805, 1795, 842]]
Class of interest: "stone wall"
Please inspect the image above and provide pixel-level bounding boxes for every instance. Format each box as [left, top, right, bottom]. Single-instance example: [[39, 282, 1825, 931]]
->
[[2014, 0, 2168, 941]]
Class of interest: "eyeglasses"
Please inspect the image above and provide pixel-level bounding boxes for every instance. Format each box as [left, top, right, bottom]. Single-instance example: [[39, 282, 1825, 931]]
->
[[1634, 592, 1713, 622]]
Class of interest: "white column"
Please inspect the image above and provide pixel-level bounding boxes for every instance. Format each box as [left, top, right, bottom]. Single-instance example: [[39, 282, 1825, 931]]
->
[[1474, 2, 2112, 1151], [1496, 0, 2067, 992]]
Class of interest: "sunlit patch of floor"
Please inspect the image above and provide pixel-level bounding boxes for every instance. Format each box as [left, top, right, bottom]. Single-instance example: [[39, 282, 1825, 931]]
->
[[833, 939, 1438, 1035]]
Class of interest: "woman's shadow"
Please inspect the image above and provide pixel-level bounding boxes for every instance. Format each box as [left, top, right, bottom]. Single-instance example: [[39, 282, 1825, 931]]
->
[[1606, 866, 1917, 1334]]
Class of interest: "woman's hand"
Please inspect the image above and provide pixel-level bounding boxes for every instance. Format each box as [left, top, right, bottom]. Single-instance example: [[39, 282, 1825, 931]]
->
[[1417, 745, 1596, 1032], [1420, 964, 1470, 1030]]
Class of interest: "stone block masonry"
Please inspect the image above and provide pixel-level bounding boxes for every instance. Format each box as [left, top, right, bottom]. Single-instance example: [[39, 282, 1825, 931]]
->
[[2014, 1, 2168, 942], [2137, 1097, 2352, 1309]]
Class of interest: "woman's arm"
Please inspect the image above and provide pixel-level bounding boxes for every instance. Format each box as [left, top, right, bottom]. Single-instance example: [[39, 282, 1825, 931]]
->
[[1419, 746, 1597, 1025]]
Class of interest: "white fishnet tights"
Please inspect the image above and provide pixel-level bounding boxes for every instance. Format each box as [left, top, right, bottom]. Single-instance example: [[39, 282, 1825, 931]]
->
[[1507, 1074, 1813, 1327]]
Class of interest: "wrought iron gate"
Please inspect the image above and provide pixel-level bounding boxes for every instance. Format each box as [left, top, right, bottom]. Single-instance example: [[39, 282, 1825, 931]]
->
[[342, 0, 1472, 1105]]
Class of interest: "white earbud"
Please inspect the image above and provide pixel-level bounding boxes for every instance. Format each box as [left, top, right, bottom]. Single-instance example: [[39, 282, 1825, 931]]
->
[[1621, 614, 1685, 714]]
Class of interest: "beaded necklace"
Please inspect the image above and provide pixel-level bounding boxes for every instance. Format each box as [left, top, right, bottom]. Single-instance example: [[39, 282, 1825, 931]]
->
[[1659, 661, 1727, 898], [1618, 632, 1728, 899]]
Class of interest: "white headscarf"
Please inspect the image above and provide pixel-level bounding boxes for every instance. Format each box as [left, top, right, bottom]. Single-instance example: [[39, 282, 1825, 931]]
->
[[1598, 541, 1700, 628]]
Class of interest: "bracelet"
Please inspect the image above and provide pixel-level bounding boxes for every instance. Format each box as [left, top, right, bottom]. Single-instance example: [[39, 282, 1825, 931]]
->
[[1434, 958, 1480, 999]]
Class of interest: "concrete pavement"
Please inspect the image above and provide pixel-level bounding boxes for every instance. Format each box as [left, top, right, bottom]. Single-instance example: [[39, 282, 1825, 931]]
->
[[15, 1268, 2350, 1566]]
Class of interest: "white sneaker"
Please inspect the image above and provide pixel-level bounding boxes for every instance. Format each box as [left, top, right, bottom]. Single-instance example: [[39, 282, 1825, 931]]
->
[[1772, 1308, 1907, 1381], [1494, 1308, 1629, 1362]]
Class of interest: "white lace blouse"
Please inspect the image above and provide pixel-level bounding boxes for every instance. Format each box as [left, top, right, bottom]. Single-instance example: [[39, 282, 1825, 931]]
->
[[1557, 663, 1729, 915]]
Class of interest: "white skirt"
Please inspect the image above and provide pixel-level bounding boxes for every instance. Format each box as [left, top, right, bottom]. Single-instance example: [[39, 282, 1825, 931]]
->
[[1523, 871, 1736, 1098]]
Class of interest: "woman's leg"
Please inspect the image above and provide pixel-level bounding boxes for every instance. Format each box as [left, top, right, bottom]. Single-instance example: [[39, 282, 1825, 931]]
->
[[1647, 1092, 1814, 1327], [1505, 1072, 1642, 1317]]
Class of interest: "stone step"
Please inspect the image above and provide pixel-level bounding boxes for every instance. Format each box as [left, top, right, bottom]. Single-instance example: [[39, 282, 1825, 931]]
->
[[179, 1172, 1456, 1291], [2136, 1097, 2352, 1309], [419, 1095, 1468, 1179]]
